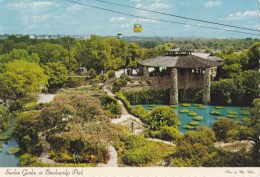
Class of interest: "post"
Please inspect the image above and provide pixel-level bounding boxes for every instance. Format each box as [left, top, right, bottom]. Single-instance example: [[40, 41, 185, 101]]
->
[[203, 68, 211, 104], [170, 68, 178, 105], [143, 66, 149, 79]]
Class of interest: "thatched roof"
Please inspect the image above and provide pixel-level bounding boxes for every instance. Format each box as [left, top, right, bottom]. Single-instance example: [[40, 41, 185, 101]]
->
[[138, 53, 222, 68]]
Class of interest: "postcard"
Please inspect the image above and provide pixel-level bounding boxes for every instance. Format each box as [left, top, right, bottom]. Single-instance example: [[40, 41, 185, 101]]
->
[[0, 0, 259, 177]]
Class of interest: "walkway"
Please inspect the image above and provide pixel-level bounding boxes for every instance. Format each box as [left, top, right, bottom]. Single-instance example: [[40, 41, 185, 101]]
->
[[103, 85, 176, 147], [37, 93, 56, 104]]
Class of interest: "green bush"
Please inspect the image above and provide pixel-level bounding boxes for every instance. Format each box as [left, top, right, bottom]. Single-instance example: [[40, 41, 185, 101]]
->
[[115, 92, 132, 113], [131, 105, 149, 120], [124, 135, 147, 149], [122, 144, 158, 166], [159, 126, 179, 141], [149, 130, 161, 138], [100, 95, 121, 117], [122, 89, 170, 104], [145, 106, 179, 130], [120, 73, 131, 81], [111, 85, 121, 93], [107, 70, 115, 78], [99, 73, 108, 83], [113, 78, 127, 87], [179, 88, 203, 103]]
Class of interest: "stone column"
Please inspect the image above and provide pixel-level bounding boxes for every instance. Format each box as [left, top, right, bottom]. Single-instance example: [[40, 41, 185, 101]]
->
[[143, 66, 149, 79], [170, 68, 178, 105], [203, 68, 211, 104]]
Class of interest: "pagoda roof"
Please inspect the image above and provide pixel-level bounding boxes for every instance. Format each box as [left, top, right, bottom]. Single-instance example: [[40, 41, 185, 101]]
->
[[138, 53, 222, 68]]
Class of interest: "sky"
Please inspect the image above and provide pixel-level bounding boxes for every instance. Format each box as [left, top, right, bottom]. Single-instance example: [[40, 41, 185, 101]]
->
[[0, 0, 259, 38]]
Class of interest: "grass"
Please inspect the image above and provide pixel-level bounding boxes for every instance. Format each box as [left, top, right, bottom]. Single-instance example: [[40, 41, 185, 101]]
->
[[180, 109, 189, 113], [188, 112, 197, 116], [16, 110, 40, 119], [181, 103, 191, 107], [194, 116, 203, 121], [7, 147, 20, 154], [0, 135, 10, 141]]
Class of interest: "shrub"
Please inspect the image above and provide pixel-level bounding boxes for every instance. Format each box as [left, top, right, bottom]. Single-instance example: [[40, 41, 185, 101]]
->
[[122, 89, 170, 104], [149, 130, 161, 138], [145, 106, 179, 130], [100, 95, 121, 116], [99, 73, 108, 83], [122, 144, 158, 166], [115, 92, 132, 113], [87, 68, 97, 79], [120, 73, 131, 81], [131, 105, 149, 120], [188, 112, 197, 116], [111, 86, 121, 93], [160, 126, 179, 141], [20, 153, 38, 167], [180, 109, 189, 113], [107, 70, 115, 78], [113, 78, 127, 87]]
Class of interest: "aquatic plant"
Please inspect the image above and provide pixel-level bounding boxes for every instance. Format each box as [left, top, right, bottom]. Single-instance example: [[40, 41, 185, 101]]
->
[[194, 116, 203, 121], [183, 125, 196, 130], [229, 111, 238, 115], [241, 112, 250, 116], [7, 147, 20, 154], [0, 135, 10, 141], [227, 114, 238, 118], [215, 106, 225, 109], [198, 106, 207, 109], [189, 121, 199, 126], [180, 109, 189, 113], [181, 103, 191, 107], [193, 104, 202, 107], [188, 112, 197, 116], [210, 111, 221, 115]]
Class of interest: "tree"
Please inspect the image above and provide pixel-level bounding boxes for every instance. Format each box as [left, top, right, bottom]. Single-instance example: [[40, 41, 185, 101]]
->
[[212, 117, 237, 142], [0, 60, 48, 102], [43, 62, 68, 89]]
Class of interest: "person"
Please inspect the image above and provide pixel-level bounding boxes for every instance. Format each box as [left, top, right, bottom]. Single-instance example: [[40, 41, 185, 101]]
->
[[75, 153, 79, 163], [131, 121, 134, 133]]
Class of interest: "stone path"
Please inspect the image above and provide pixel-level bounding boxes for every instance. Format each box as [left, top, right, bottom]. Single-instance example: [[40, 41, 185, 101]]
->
[[37, 93, 56, 104], [98, 146, 118, 167], [214, 140, 254, 152], [38, 132, 58, 164]]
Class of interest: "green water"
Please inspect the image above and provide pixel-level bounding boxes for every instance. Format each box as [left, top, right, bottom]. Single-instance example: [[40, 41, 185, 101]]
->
[[0, 118, 20, 167], [132, 104, 249, 133]]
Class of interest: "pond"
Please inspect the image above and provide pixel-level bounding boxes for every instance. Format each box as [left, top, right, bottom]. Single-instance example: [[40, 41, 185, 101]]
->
[[0, 118, 20, 167], [132, 104, 249, 133]]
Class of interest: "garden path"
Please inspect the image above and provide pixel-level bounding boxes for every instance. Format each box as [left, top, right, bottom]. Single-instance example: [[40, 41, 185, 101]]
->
[[103, 85, 176, 146], [37, 93, 56, 104]]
